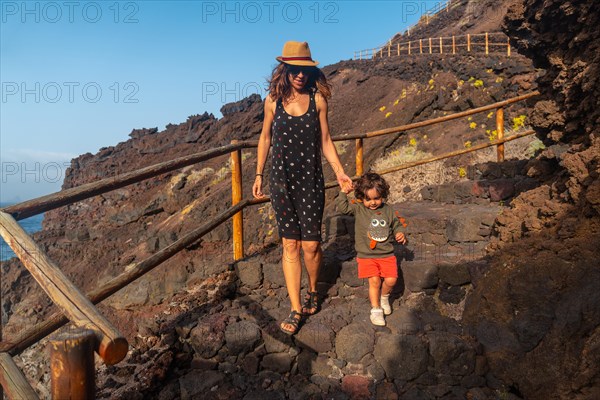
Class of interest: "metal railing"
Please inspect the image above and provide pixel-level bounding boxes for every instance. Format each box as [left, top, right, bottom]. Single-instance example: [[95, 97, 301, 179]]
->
[[0, 90, 539, 398]]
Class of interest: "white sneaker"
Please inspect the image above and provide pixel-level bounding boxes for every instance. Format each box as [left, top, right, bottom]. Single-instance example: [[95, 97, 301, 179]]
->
[[380, 295, 392, 315], [370, 307, 385, 326]]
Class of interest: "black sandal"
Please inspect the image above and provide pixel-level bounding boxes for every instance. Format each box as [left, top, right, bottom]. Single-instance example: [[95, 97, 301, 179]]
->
[[280, 310, 302, 335], [301, 291, 320, 316]]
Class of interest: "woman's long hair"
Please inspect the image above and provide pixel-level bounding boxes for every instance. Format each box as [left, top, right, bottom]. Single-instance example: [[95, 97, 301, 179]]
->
[[267, 63, 332, 102]]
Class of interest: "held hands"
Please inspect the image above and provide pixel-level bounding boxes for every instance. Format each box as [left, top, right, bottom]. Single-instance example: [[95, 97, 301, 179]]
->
[[337, 173, 354, 194], [395, 232, 407, 244], [252, 175, 265, 199]]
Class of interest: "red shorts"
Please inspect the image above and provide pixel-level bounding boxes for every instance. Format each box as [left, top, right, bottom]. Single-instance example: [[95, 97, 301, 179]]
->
[[357, 255, 398, 279]]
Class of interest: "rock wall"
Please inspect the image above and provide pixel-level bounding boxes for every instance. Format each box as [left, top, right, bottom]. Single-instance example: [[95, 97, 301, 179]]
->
[[464, 1, 600, 399]]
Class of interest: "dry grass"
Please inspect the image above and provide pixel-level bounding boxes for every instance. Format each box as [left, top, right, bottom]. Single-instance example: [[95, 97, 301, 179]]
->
[[377, 135, 543, 203]]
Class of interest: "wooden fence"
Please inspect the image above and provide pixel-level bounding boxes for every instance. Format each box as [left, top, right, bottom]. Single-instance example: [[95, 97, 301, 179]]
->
[[0, 90, 539, 398], [354, 32, 511, 60]]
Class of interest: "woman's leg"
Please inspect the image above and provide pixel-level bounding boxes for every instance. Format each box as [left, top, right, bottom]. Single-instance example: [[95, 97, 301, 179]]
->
[[300, 240, 322, 314], [301, 240, 321, 293], [368, 276, 382, 308], [282, 238, 303, 315]]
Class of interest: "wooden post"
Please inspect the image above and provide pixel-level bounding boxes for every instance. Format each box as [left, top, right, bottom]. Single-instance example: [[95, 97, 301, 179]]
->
[[408, 41, 411, 55], [231, 140, 243, 261], [452, 35, 456, 54], [485, 32, 489, 55], [439, 37, 443, 53], [355, 139, 364, 177], [429, 37, 432, 53], [373, 48, 376, 59], [388, 42, 391, 57], [397, 43, 400, 56], [426, 13, 429, 24], [380, 47, 383, 57], [0, 353, 40, 399], [496, 107, 505, 162], [507, 37, 511, 56], [467, 34, 471, 52], [420, 39, 423, 54], [0, 212, 128, 365], [49, 329, 95, 400]]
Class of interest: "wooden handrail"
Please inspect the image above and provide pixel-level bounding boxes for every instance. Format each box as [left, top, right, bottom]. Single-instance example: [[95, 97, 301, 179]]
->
[[335, 92, 539, 140], [374, 130, 535, 175], [0, 212, 128, 365], [0, 93, 538, 221], [1, 142, 248, 221], [1, 200, 248, 357], [0, 353, 39, 400]]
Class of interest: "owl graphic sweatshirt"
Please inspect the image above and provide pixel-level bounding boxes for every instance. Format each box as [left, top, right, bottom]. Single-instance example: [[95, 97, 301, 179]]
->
[[335, 191, 405, 259]]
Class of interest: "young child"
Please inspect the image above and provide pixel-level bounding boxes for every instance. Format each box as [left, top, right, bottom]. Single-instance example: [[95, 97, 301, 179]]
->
[[336, 172, 407, 326]]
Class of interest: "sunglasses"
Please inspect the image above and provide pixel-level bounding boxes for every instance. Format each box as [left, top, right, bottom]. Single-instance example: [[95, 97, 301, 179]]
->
[[287, 65, 312, 76]]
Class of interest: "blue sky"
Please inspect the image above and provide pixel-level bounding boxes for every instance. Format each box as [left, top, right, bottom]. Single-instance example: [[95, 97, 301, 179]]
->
[[0, 0, 431, 202]]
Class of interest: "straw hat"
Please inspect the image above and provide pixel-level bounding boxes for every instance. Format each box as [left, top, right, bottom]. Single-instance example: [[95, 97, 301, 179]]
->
[[276, 41, 319, 66]]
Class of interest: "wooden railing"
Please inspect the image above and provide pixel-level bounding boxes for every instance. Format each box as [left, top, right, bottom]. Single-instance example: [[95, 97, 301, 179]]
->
[[354, 32, 511, 60], [0, 90, 539, 398]]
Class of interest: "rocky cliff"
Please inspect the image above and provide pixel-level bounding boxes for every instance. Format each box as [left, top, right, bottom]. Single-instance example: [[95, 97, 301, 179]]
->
[[463, 1, 600, 399]]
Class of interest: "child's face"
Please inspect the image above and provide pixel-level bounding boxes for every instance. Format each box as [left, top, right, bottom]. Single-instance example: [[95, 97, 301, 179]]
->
[[363, 188, 384, 210]]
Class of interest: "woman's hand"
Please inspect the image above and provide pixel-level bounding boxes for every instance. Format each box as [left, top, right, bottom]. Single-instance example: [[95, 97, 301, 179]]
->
[[252, 175, 265, 199], [337, 173, 354, 193]]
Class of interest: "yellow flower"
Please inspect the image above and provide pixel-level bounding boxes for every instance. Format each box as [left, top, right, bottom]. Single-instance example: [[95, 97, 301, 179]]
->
[[385, 112, 392, 118], [459, 167, 467, 178], [487, 111, 494, 118], [473, 79, 484, 88], [458, 80, 464, 86], [428, 79, 434, 85], [393, 99, 399, 106], [468, 77, 475, 82], [409, 138, 417, 146], [468, 117, 472, 121], [464, 141, 472, 148], [512, 115, 526, 130], [469, 122, 477, 129], [486, 69, 493, 73], [495, 77, 504, 83], [379, 106, 386, 112]]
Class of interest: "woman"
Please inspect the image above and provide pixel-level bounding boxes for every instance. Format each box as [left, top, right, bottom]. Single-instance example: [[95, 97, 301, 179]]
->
[[252, 41, 353, 335]]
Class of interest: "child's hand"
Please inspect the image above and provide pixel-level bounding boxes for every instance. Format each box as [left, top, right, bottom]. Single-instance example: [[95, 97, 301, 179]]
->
[[395, 232, 407, 244], [341, 181, 354, 194]]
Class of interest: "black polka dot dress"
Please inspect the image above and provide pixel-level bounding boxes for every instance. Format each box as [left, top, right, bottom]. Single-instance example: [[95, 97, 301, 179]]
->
[[269, 91, 325, 242]]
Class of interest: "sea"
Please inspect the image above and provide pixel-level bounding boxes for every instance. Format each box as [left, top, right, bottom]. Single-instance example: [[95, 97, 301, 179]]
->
[[0, 203, 44, 262]]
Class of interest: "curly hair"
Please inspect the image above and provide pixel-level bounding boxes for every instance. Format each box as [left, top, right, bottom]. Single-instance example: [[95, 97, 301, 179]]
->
[[267, 63, 332, 102], [354, 173, 390, 201]]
